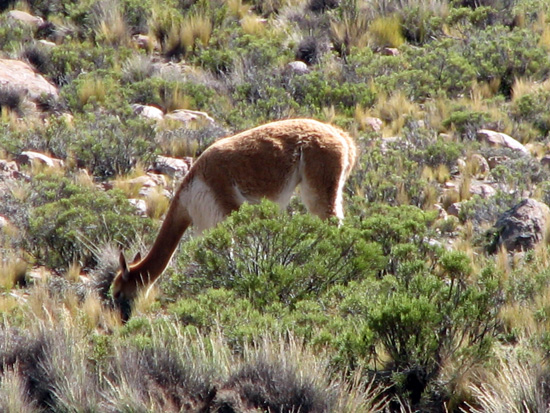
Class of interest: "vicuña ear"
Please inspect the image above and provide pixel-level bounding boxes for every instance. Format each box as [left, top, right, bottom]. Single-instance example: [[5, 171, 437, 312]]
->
[[119, 251, 130, 276], [132, 252, 142, 264]]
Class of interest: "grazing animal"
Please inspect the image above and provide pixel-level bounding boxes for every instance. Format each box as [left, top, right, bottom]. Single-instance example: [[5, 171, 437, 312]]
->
[[112, 119, 357, 306]]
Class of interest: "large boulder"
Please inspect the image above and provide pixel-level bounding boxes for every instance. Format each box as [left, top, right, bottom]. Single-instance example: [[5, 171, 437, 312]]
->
[[7, 10, 44, 26], [17, 151, 64, 168], [131, 104, 164, 121], [165, 109, 214, 124], [477, 129, 528, 155], [0, 59, 58, 102], [150, 155, 193, 178], [488, 198, 550, 253]]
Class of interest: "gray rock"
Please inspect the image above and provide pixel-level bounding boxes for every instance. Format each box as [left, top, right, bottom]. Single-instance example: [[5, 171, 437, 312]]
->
[[477, 129, 528, 155], [17, 151, 64, 168], [150, 155, 193, 177], [0, 59, 59, 102], [7, 10, 44, 26], [131, 104, 164, 120], [488, 198, 550, 253], [287, 61, 309, 74]]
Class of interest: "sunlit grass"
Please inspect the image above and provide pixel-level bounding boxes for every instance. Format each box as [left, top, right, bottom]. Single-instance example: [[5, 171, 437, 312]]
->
[[368, 14, 405, 48], [227, 0, 253, 19], [466, 346, 549, 413], [145, 187, 170, 220], [241, 13, 266, 35], [97, 8, 130, 46], [77, 78, 107, 108], [374, 91, 419, 136]]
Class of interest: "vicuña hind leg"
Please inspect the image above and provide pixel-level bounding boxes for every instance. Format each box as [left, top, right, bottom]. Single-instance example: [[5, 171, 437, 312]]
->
[[300, 158, 347, 221]]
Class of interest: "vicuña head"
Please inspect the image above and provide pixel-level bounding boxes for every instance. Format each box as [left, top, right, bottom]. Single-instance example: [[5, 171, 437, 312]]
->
[[112, 118, 357, 317]]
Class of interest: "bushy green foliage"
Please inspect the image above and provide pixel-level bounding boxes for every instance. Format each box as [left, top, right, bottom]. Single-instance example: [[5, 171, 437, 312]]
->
[[48, 41, 121, 86], [348, 129, 451, 208], [461, 25, 550, 96], [1, 111, 156, 178], [0, 18, 35, 53], [26, 173, 153, 268], [512, 90, 550, 137], [120, 0, 153, 33], [290, 71, 377, 116], [443, 106, 490, 140], [171, 201, 384, 308], [3, 0, 550, 409], [163, 202, 501, 406]]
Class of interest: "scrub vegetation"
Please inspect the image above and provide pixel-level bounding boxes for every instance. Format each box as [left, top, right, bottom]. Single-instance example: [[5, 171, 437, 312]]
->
[[2, 0, 550, 411]]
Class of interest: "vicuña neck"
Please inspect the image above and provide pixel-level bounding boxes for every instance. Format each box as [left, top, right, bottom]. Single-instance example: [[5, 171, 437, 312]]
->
[[131, 201, 191, 286]]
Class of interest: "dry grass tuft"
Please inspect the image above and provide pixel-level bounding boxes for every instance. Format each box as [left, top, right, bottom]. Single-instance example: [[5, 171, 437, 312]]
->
[[241, 13, 266, 35], [466, 347, 550, 413], [78, 78, 107, 108], [330, 9, 370, 55], [0, 255, 27, 290], [145, 187, 170, 220], [227, 0, 253, 19], [374, 91, 419, 136], [369, 14, 405, 48]]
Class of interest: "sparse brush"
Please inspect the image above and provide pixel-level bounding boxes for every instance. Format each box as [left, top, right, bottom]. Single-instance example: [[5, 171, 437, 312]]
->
[[0, 87, 25, 117], [512, 77, 541, 101], [122, 54, 156, 83], [156, 123, 227, 157], [442, 189, 460, 210], [0, 368, 36, 413], [93, 0, 131, 46], [296, 36, 324, 65], [422, 182, 440, 209], [330, 4, 370, 57], [152, 10, 212, 59], [375, 91, 418, 135], [20, 43, 53, 75], [307, 0, 339, 13], [435, 164, 451, 183], [459, 176, 472, 201], [218, 359, 336, 411]]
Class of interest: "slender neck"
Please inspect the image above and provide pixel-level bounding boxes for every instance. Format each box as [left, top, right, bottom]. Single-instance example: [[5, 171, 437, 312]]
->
[[131, 201, 191, 287]]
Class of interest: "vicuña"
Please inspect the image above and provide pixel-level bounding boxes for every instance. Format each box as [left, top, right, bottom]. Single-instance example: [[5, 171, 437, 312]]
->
[[112, 118, 357, 304]]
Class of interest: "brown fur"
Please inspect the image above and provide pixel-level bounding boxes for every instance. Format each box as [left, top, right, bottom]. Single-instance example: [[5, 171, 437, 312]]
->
[[112, 119, 357, 302]]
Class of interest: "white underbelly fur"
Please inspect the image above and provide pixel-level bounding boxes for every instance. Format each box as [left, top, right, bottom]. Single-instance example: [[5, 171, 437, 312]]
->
[[184, 177, 227, 233]]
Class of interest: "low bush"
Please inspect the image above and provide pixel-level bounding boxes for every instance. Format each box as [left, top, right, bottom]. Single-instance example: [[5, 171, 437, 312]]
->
[[25, 172, 153, 269], [170, 201, 384, 308], [164, 202, 501, 408]]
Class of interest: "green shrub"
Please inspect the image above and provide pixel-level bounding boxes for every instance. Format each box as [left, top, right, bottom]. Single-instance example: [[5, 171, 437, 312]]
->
[[48, 41, 121, 86], [27, 173, 153, 269], [399, 4, 446, 45], [0, 18, 35, 53], [442, 106, 489, 140], [170, 201, 384, 308], [126, 77, 215, 111], [366, 251, 500, 402], [512, 90, 550, 137], [121, 0, 153, 34], [290, 71, 377, 116], [400, 41, 477, 100], [461, 25, 550, 97]]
